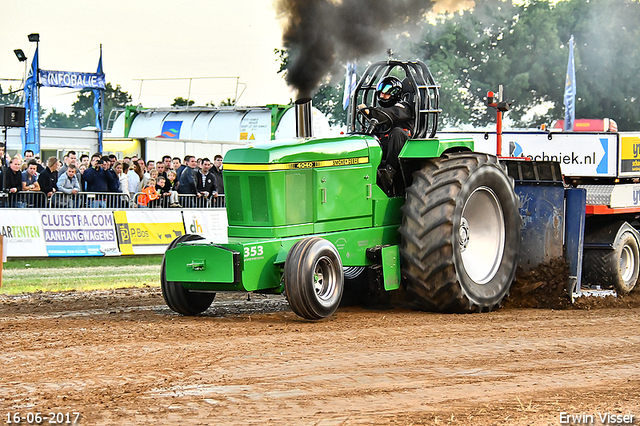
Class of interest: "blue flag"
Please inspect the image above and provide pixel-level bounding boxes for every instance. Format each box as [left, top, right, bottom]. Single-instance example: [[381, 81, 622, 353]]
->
[[563, 35, 576, 132], [21, 47, 40, 155], [93, 46, 104, 151], [342, 62, 357, 110]]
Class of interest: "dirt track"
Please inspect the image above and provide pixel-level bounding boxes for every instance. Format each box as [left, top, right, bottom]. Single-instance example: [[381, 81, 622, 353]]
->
[[1, 287, 640, 426]]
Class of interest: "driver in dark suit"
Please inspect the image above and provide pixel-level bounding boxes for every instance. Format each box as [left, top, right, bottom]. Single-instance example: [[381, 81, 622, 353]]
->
[[358, 76, 414, 172], [358, 76, 414, 194]]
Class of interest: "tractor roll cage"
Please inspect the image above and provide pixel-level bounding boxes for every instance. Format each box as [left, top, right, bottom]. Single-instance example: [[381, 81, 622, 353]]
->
[[348, 60, 441, 139]]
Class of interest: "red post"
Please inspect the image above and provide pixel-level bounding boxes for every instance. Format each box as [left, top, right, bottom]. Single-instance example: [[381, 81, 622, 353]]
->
[[496, 109, 503, 157], [486, 86, 509, 158]]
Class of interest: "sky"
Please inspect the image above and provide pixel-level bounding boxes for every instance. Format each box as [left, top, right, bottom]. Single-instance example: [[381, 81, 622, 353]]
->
[[1, 0, 295, 115]]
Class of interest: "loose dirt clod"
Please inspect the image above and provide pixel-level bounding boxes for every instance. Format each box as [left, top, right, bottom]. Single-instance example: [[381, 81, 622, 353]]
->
[[503, 258, 572, 310], [503, 258, 640, 310]]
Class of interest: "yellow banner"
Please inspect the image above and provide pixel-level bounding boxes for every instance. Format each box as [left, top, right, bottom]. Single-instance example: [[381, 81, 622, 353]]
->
[[621, 136, 640, 161], [114, 211, 185, 255]]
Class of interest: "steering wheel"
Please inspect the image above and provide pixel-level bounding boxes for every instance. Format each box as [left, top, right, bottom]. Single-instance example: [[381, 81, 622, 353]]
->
[[356, 107, 393, 135]]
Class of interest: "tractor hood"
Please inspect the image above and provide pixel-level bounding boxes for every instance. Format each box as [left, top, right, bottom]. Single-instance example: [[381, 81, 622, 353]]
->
[[222, 134, 384, 239], [224, 135, 376, 169]]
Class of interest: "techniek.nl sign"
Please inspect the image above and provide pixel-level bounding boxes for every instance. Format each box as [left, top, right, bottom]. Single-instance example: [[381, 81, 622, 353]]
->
[[438, 132, 617, 177]]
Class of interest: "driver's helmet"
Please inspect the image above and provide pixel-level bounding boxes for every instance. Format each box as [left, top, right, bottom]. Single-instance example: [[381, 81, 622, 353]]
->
[[376, 76, 403, 107]]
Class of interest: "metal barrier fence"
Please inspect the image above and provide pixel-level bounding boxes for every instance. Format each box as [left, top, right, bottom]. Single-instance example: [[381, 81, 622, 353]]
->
[[133, 192, 226, 208], [0, 191, 226, 209], [0, 191, 48, 208], [49, 192, 132, 209]]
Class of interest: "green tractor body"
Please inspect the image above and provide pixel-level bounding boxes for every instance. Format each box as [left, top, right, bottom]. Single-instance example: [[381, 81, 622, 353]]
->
[[164, 134, 465, 294], [162, 60, 522, 319]]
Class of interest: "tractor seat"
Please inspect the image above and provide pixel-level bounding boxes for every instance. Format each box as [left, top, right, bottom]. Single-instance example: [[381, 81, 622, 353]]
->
[[401, 77, 416, 107]]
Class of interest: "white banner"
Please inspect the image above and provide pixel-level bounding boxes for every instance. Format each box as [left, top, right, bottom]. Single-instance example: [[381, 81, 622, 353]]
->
[[439, 131, 618, 177], [40, 210, 120, 256], [0, 210, 48, 257], [182, 210, 229, 243]]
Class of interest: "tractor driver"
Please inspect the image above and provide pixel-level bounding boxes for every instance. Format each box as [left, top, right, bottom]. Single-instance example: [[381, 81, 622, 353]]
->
[[358, 76, 414, 192]]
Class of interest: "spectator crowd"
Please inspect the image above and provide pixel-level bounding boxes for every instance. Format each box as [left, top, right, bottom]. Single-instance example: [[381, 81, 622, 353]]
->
[[0, 143, 225, 209]]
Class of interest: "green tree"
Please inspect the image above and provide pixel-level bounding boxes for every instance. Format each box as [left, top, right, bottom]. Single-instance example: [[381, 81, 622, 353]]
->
[[412, 0, 563, 128], [274, 48, 289, 74], [0, 85, 21, 105], [412, 0, 640, 130], [42, 108, 77, 128], [70, 83, 132, 128], [204, 98, 236, 107], [312, 81, 349, 127], [273, 0, 640, 131], [555, 0, 640, 130], [172, 97, 194, 107]]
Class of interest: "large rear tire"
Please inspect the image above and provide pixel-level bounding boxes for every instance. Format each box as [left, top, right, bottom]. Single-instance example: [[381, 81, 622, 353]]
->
[[284, 237, 344, 320], [583, 226, 639, 294], [399, 152, 520, 312], [161, 234, 216, 315]]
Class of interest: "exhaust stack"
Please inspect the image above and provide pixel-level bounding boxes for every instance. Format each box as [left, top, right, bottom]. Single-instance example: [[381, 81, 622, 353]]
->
[[295, 97, 313, 138]]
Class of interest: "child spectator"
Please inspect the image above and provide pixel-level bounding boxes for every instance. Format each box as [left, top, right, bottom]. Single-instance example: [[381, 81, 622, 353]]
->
[[138, 177, 159, 208], [141, 168, 158, 191], [166, 170, 181, 207], [156, 176, 171, 207]]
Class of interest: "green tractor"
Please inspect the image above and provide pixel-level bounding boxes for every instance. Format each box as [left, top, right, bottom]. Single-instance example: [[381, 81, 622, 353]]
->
[[161, 60, 521, 320]]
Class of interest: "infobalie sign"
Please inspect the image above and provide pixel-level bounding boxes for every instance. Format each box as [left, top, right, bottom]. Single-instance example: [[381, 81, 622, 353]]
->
[[39, 70, 106, 90]]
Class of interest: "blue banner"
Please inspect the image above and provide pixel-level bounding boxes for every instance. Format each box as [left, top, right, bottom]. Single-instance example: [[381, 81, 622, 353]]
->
[[21, 47, 40, 155], [93, 47, 104, 151], [39, 70, 105, 90], [563, 35, 576, 132]]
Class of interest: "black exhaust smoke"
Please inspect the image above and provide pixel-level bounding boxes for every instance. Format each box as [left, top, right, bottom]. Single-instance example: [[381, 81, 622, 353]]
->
[[295, 97, 313, 138], [276, 0, 438, 99]]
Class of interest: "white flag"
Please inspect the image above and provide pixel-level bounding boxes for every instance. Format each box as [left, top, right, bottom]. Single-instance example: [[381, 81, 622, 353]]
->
[[342, 62, 357, 110], [563, 35, 576, 131]]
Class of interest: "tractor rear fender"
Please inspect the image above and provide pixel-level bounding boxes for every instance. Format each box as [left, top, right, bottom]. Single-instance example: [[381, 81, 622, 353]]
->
[[399, 138, 473, 188]]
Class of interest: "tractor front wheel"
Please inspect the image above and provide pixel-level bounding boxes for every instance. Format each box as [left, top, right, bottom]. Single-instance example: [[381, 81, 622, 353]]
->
[[161, 234, 216, 315], [284, 237, 344, 320]]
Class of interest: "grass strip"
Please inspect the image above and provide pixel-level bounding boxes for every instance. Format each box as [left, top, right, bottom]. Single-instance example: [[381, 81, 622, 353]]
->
[[3, 255, 163, 269], [1, 256, 163, 295]]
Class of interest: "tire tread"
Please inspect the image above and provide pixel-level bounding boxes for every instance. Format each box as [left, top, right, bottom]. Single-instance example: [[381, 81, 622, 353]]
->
[[399, 152, 519, 313]]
